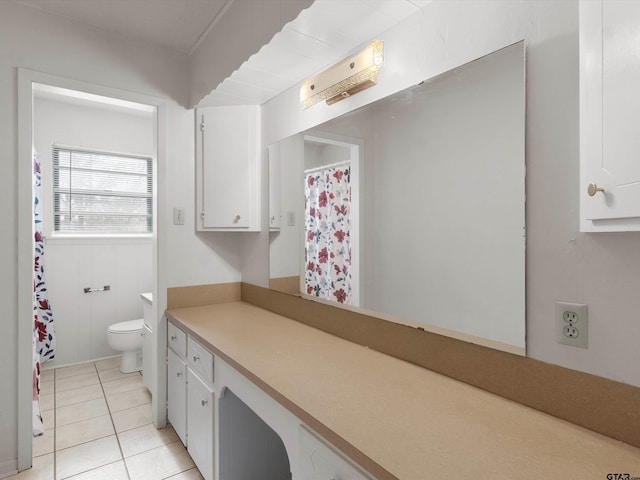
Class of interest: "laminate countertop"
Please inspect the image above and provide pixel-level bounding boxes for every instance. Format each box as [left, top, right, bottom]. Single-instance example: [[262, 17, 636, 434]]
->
[[166, 302, 640, 480]]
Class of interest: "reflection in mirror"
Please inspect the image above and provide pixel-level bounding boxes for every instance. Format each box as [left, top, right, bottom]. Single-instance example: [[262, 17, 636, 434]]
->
[[269, 42, 526, 353]]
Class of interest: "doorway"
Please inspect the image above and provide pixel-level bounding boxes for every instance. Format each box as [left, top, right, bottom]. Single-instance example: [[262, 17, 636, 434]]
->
[[18, 69, 166, 471]]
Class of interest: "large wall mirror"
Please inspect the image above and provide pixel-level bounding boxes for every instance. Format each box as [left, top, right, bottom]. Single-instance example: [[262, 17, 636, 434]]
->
[[268, 41, 526, 353]]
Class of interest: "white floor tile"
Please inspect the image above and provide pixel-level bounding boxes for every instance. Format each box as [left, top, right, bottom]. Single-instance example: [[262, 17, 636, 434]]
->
[[27, 360, 201, 480], [164, 468, 204, 479], [94, 356, 121, 372], [55, 363, 96, 379], [56, 383, 104, 408], [98, 367, 140, 384], [65, 460, 128, 480], [125, 442, 195, 480], [111, 404, 152, 433], [55, 435, 121, 479], [56, 398, 109, 428], [106, 387, 151, 413], [101, 374, 145, 397], [118, 424, 179, 458], [39, 393, 54, 412], [55, 372, 100, 392], [32, 431, 53, 458], [56, 414, 114, 451]]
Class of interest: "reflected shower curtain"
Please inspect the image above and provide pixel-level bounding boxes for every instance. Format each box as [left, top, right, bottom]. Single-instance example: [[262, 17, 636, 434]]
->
[[33, 149, 55, 436], [304, 164, 352, 304]]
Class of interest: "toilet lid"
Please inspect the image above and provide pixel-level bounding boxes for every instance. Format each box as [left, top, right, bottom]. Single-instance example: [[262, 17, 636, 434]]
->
[[108, 318, 144, 334]]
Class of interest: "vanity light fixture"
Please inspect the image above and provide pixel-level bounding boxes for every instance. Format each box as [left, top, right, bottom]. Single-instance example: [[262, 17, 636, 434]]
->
[[300, 39, 384, 109]]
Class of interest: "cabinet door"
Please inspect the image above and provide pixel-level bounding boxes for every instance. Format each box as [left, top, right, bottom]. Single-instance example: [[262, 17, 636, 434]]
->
[[167, 349, 187, 446], [198, 105, 259, 230], [187, 370, 215, 480], [580, 0, 640, 231]]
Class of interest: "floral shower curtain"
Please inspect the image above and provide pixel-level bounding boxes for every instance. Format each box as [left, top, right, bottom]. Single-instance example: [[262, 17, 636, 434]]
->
[[304, 164, 352, 304], [33, 149, 55, 436]]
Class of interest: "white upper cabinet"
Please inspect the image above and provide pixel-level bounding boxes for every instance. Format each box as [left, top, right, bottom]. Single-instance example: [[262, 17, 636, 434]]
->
[[195, 105, 261, 231], [580, 0, 640, 231]]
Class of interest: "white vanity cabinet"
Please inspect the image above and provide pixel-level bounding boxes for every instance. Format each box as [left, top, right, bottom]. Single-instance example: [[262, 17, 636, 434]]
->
[[167, 348, 187, 446], [186, 337, 215, 479], [187, 369, 215, 480], [166, 322, 215, 480], [580, 0, 640, 231], [195, 105, 261, 232]]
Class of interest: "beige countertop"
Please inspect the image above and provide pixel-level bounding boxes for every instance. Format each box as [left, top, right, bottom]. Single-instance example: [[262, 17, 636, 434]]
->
[[167, 301, 640, 480]]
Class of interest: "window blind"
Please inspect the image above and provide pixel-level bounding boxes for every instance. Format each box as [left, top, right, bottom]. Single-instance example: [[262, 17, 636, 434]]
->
[[53, 146, 153, 234]]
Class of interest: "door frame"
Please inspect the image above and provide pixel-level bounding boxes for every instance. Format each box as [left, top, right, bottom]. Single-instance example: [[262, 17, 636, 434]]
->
[[17, 69, 168, 470]]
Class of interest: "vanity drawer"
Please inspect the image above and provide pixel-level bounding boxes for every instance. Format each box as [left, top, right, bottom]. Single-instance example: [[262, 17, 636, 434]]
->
[[299, 426, 374, 480], [168, 322, 187, 359], [187, 336, 214, 385]]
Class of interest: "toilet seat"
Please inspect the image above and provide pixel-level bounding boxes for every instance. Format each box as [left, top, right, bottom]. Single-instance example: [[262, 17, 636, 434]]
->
[[108, 318, 144, 334]]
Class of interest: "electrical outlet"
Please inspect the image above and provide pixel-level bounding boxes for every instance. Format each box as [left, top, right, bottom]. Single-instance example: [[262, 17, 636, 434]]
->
[[556, 302, 588, 348], [287, 211, 296, 227]]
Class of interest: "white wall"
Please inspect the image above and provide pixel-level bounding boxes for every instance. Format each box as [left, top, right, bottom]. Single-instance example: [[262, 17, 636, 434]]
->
[[33, 97, 154, 367], [0, 1, 241, 474], [269, 135, 304, 280], [260, 1, 640, 388]]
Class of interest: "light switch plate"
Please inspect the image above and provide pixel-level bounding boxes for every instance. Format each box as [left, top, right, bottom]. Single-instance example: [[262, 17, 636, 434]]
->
[[173, 207, 185, 225]]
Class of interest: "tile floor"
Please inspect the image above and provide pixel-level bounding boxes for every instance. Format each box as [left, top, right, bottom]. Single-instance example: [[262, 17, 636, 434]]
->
[[8, 357, 203, 480]]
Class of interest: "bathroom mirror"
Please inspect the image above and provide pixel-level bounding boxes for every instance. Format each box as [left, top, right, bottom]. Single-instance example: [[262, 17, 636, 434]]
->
[[268, 42, 526, 353]]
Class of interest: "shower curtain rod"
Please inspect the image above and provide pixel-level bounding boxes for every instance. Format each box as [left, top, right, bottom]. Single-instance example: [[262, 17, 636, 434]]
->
[[304, 160, 351, 175]]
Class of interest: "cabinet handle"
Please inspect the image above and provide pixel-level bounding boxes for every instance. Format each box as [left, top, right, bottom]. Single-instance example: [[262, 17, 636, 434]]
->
[[177, 371, 182, 377], [201, 399, 208, 406], [234, 214, 241, 222], [171, 335, 177, 341], [587, 183, 605, 197], [193, 355, 200, 362]]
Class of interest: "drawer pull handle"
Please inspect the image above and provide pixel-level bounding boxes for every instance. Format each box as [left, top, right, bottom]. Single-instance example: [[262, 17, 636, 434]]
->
[[193, 355, 200, 362], [177, 371, 182, 377], [171, 335, 177, 341], [201, 399, 208, 406]]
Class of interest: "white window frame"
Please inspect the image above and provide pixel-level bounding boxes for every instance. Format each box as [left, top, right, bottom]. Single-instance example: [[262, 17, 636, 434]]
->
[[49, 144, 153, 239]]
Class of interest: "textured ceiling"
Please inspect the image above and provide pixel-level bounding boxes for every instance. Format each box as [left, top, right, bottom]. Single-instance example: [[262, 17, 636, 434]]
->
[[14, 0, 432, 106], [13, 0, 231, 54], [198, 0, 432, 107]]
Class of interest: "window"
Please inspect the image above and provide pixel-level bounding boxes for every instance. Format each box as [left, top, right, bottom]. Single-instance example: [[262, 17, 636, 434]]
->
[[53, 146, 153, 234]]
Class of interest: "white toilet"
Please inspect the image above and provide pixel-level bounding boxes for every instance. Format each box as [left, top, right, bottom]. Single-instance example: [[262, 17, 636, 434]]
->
[[107, 318, 144, 373]]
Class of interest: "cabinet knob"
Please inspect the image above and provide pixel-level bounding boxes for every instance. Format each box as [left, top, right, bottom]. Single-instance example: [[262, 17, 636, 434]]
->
[[177, 371, 182, 377], [171, 335, 177, 341], [193, 355, 200, 362], [234, 214, 241, 222], [587, 183, 605, 197], [201, 399, 208, 406]]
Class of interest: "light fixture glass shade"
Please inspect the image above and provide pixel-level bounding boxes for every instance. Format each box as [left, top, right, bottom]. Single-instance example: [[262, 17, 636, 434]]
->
[[300, 40, 384, 109]]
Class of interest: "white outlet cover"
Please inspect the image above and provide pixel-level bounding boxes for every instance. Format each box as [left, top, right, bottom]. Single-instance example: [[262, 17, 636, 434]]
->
[[173, 207, 185, 225], [556, 301, 588, 348]]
